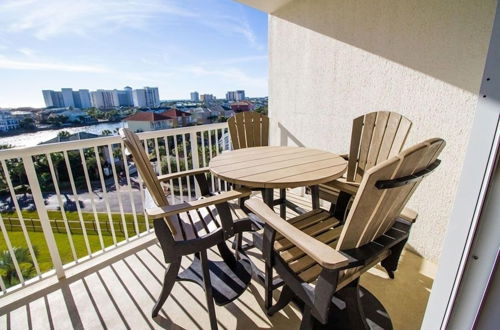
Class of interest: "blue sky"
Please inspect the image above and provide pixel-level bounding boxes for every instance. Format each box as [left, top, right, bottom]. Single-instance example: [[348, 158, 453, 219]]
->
[[0, 0, 268, 108]]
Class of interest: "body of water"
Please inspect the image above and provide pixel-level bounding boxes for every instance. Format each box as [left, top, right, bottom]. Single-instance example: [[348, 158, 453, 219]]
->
[[0, 122, 127, 148]]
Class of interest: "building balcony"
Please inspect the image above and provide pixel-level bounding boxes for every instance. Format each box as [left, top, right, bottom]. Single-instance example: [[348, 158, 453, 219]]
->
[[0, 131, 435, 328]]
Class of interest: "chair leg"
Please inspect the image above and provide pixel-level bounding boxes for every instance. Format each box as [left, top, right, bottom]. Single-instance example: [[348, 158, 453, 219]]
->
[[152, 258, 181, 317], [267, 285, 294, 316], [279, 188, 286, 218], [300, 307, 314, 330], [381, 238, 408, 279], [338, 282, 369, 330], [264, 263, 274, 311], [200, 250, 218, 330]]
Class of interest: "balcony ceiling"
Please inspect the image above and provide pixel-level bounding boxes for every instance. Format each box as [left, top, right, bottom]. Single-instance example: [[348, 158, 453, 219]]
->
[[235, 0, 293, 13]]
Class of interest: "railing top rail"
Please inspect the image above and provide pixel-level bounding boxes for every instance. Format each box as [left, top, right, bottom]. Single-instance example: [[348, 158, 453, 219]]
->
[[0, 122, 229, 159]]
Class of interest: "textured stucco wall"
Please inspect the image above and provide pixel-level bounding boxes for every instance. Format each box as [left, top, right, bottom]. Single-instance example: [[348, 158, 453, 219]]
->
[[268, 0, 496, 263]]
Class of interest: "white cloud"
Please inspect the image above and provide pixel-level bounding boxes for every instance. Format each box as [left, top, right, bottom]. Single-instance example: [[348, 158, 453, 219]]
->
[[0, 57, 109, 73], [0, 0, 196, 40]]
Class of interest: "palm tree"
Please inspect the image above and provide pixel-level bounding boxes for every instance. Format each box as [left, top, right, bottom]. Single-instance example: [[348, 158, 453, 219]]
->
[[0, 246, 39, 287]]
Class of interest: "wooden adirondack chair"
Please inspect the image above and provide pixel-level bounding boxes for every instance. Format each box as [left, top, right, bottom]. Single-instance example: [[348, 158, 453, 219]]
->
[[318, 111, 413, 220], [227, 112, 290, 218], [119, 128, 257, 330], [228, 111, 269, 149], [245, 138, 445, 329]]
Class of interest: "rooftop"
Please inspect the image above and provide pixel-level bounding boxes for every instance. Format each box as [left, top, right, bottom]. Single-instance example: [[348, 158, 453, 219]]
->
[[125, 111, 173, 122]]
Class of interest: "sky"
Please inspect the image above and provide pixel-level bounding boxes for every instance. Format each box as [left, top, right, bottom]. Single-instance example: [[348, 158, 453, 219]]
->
[[0, 0, 268, 108]]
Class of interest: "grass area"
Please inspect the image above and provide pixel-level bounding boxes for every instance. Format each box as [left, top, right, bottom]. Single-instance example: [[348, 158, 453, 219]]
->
[[0, 211, 150, 288], [1, 210, 149, 236]]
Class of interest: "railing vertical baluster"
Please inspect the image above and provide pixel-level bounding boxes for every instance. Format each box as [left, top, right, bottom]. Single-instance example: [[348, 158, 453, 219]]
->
[[215, 129, 223, 190], [46, 153, 77, 261], [163, 136, 175, 204], [190, 131, 201, 197], [120, 142, 140, 236], [173, 135, 183, 202], [139, 140, 150, 231], [21, 155, 64, 279], [0, 159, 41, 276], [181, 134, 191, 201], [107, 144, 128, 240], [63, 151, 92, 256], [93, 146, 117, 245], [208, 129, 215, 191], [0, 212, 25, 284], [79, 149, 105, 250]]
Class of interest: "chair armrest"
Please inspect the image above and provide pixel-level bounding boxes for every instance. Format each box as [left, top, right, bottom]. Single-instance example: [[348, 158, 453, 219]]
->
[[146, 188, 251, 219], [245, 198, 349, 270], [400, 207, 418, 223], [157, 167, 210, 183], [322, 178, 359, 195]]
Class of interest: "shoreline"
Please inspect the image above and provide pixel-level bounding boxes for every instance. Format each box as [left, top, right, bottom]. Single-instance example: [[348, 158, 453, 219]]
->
[[0, 120, 120, 138]]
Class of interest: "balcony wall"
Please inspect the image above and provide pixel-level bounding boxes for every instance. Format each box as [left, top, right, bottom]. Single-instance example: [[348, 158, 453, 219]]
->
[[267, 0, 497, 263]]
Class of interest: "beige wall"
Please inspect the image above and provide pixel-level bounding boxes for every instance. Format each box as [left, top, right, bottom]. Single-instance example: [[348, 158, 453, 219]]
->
[[268, 0, 496, 263]]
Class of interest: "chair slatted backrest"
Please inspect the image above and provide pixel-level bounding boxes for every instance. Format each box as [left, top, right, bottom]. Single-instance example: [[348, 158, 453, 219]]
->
[[347, 111, 412, 182], [119, 128, 176, 235], [337, 138, 445, 250], [228, 112, 269, 149]]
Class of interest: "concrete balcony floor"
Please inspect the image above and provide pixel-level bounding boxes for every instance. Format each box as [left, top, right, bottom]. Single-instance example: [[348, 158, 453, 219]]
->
[[0, 191, 436, 330]]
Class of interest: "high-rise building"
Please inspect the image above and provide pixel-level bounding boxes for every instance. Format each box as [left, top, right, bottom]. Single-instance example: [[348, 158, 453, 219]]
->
[[72, 91, 82, 108], [91, 90, 117, 109], [200, 94, 215, 103], [61, 88, 75, 107], [113, 89, 134, 107], [78, 89, 92, 109], [132, 89, 147, 108], [236, 90, 245, 101], [42, 90, 65, 108], [145, 87, 160, 107], [190, 91, 199, 102], [133, 87, 160, 108], [226, 90, 245, 101], [42, 86, 159, 109]]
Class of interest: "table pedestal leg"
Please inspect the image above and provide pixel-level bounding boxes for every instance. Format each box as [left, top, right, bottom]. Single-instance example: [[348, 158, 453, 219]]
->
[[311, 185, 320, 210]]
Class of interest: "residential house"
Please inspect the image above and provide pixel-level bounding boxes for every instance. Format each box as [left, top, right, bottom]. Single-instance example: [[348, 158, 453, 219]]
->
[[124, 111, 174, 132]]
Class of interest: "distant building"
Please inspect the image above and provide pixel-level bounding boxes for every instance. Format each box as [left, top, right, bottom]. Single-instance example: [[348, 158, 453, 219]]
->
[[124, 111, 174, 132], [200, 94, 215, 103], [43, 86, 159, 109], [230, 101, 254, 112], [91, 90, 117, 109], [133, 87, 160, 108], [0, 110, 19, 131], [42, 90, 65, 108], [226, 90, 246, 102], [162, 108, 192, 127], [190, 91, 199, 102], [61, 88, 75, 108], [78, 89, 92, 109]]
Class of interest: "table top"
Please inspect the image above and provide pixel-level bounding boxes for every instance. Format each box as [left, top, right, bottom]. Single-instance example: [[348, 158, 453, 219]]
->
[[209, 146, 347, 189]]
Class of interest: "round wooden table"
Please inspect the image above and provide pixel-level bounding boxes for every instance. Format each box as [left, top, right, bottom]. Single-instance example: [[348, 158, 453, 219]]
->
[[209, 146, 347, 215]]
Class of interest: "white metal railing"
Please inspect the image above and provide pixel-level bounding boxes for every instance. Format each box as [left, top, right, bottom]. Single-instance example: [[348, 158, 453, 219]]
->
[[0, 122, 230, 295]]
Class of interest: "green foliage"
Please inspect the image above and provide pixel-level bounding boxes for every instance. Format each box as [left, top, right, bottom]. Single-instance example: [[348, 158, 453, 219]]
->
[[58, 130, 71, 138], [255, 105, 268, 116], [19, 118, 36, 130], [101, 129, 112, 136], [0, 246, 39, 286]]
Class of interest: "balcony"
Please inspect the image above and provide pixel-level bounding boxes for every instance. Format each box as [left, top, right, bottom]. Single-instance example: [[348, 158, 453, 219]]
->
[[0, 130, 435, 328]]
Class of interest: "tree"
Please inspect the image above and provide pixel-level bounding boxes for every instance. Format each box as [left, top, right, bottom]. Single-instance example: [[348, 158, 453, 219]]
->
[[19, 118, 36, 130], [255, 105, 268, 116], [0, 246, 39, 286], [58, 130, 71, 139], [101, 129, 112, 136]]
